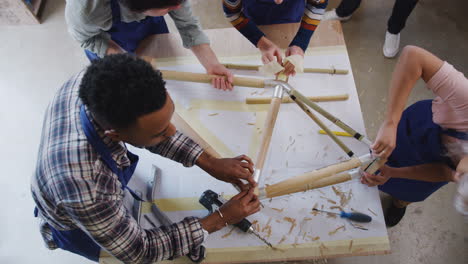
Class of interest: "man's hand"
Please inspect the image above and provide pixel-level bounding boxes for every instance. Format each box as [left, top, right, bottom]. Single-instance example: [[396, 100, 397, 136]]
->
[[196, 152, 256, 190], [371, 120, 398, 159], [220, 188, 261, 224], [360, 165, 393, 187], [200, 188, 260, 233], [190, 43, 234, 90], [257, 36, 283, 64], [206, 63, 234, 91], [284, 45, 305, 76]]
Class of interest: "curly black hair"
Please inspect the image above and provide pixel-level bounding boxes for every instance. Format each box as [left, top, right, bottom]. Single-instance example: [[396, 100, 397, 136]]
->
[[79, 54, 167, 129], [119, 0, 185, 12]]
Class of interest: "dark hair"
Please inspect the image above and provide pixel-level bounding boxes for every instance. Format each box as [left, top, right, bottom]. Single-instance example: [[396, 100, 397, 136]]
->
[[120, 0, 185, 12], [79, 54, 167, 129]]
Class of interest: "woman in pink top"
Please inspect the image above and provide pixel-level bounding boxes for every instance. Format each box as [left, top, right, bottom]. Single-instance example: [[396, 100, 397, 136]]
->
[[360, 45, 468, 226]]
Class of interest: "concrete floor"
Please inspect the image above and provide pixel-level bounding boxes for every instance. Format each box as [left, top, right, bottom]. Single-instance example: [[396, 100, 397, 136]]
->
[[0, 0, 466, 263]]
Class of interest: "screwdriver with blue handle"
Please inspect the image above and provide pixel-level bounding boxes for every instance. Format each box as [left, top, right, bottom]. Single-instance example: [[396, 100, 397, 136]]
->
[[313, 208, 372, 223]]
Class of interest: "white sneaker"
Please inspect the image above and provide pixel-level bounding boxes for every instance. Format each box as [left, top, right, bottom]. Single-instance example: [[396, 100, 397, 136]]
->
[[383, 31, 400, 58], [322, 9, 352, 22]]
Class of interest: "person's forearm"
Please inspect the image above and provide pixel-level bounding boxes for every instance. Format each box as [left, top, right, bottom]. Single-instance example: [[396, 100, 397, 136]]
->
[[195, 151, 217, 173], [190, 44, 220, 71], [384, 48, 423, 125], [390, 163, 454, 182]]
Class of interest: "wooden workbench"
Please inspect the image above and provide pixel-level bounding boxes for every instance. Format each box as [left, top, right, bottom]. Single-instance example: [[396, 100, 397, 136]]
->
[[100, 20, 390, 264]]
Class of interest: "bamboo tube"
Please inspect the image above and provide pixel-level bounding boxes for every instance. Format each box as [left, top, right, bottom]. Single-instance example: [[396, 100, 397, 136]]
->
[[262, 157, 363, 198], [160, 70, 266, 88], [292, 98, 354, 157], [246, 94, 349, 104], [222, 63, 348, 75], [253, 73, 288, 194], [288, 89, 370, 146]]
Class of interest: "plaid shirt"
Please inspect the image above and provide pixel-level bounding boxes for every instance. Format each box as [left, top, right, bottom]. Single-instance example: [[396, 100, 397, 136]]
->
[[31, 72, 205, 263]]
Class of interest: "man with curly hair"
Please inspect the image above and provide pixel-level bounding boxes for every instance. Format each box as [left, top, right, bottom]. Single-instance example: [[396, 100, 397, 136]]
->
[[31, 54, 260, 263]]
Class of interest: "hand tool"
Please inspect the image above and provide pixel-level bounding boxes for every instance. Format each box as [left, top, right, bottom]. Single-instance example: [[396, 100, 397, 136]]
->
[[312, 208, 372, 223], [199, 190, 273, 248]]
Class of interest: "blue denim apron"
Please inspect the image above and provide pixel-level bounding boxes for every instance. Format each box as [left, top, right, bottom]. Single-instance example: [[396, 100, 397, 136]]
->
[[34, 105, 141, 261], [85, 0, 169, 61], [242, 0, 305, 25], [378, 100, 466, 202]]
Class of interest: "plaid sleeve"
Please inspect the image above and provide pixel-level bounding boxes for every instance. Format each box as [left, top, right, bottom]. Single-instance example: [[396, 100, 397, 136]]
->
[[223, 0, 265, 46], [290, 0, 328, 52], [63, 199, 205, 263], [146, 131, 203, 167]]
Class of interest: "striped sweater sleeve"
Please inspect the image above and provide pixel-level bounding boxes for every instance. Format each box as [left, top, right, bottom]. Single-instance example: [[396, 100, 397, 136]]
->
[[222, 0, 265, 46], [290, 0, 329, 52]]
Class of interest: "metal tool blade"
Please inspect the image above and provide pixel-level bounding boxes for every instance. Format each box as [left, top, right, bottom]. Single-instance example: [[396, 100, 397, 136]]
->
[[251, 230, 274, 248]]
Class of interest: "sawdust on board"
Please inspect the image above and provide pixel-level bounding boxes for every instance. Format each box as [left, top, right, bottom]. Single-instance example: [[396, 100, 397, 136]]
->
[[326, 213, 337, 219], [278, 235, 287, 244], [330, 205, 344, 211], [331, 186, 353, 207], [308, 236, 320, 241], [368, 208, 378, 216], [271, 207, 284, 213], [320, 196, 337, 204], [208, 113, 219, 116], [247, 123, 255, 126], [283, 217, 297, 234], [328, 225, 345, 236]]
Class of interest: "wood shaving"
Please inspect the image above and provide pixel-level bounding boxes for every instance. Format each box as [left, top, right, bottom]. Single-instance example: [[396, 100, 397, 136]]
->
[[340, 189, 353, 207], [275, 219, 282, 223], [283, 217, 297, 234], [368, 208, 378, 216], [320, 196, 337, 204], [328, 225, 345, 236], [303, 217, 312, 221], [302, 232, 307, 240], [247, 123, 255, 126], [326, 213, 337, 219], [251, 220, 258, 225], [221, 227, 236, 238], [308, 236, 320, 241], [261, 223, 270, 233], [330, 206, 344, 211], [318, 189, 326, 195], [264, 225, 272, 238], [208, 113, 219, 116], [278, 235, 287, 244], [351, 223, 366, 230], [348, 240, 353, 251]]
